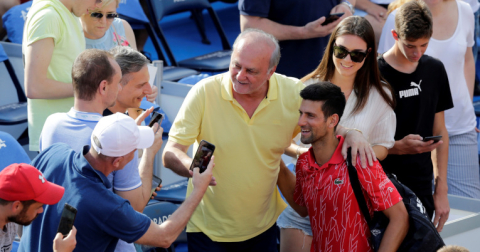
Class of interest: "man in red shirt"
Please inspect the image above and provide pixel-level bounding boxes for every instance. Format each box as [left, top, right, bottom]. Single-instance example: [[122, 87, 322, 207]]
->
[[279, 81, 409, 252]]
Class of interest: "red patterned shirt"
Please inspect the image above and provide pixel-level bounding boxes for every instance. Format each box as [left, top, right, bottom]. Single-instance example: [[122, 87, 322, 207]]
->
[[294, 136, 402, 252]]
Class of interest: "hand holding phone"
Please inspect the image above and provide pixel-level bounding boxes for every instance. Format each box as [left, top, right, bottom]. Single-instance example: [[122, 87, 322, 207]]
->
[[57, 203, 77, 237], [150, 174, 162, 198], [148, 111, 163, 128], [423, 135, 442, 143], [190, 140, 215, 173], [322, 13, 344, 26]]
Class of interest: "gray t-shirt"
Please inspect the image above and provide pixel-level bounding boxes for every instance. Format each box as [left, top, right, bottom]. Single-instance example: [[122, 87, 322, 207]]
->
[[0, 223, 17, 252]]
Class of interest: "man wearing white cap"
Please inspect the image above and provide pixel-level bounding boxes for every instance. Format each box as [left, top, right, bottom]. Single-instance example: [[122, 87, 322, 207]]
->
[[0, 163, 75, 252], [19, 113, 215, 252]]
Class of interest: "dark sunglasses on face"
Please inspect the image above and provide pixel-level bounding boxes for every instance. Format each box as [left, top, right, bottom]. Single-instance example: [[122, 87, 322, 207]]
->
[[90, 12, 118, 19], [333, 44, 368, 63]]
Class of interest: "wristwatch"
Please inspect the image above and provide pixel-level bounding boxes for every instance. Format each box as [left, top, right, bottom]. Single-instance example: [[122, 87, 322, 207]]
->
[[341, 0, 355, 14]]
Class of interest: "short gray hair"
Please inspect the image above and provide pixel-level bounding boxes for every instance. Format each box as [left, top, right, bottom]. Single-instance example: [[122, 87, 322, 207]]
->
[[109, 46, 149, 85], [233, 28, 281, 70]]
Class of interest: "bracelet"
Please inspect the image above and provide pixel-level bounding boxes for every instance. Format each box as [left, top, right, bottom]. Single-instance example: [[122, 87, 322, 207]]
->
[[345, 128, 363, 136], [341, 0, 355, 14]]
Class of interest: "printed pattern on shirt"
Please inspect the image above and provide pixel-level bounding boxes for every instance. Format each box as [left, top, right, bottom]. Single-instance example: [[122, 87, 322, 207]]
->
[[294, 153, 402, 252]]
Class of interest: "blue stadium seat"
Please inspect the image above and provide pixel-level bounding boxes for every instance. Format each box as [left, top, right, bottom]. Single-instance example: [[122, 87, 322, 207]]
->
[[146, 0, 232, 71], [117, 0, 199, 81], [1, 1, 32, 44], [0, 43, 28, 145]]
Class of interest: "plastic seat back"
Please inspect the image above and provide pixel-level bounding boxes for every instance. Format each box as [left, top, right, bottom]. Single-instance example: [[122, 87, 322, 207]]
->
[[1, 1, 32, 44], [146, 0, 232, 71]]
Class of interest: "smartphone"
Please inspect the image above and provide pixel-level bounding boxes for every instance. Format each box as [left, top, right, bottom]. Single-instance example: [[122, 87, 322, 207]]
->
[[423, 135, 442, 143], [148, 111, 163, 127], [322, 13, 344, 26], [151, 174, 162, 198], [57, 203, 77, 237], [190, 140, 215, 173]]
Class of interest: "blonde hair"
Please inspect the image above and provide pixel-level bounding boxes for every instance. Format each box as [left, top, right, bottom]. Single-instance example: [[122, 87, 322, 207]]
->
[[387, 0, 412, 15], [437, 245, 470, 252], [91, 0, 120, 12]]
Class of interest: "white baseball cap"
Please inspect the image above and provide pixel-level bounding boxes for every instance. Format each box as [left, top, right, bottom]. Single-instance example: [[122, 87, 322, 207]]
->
[[91, 113, 154, 157]]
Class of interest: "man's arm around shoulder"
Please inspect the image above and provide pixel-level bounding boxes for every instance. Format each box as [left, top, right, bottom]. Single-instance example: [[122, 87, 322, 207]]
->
[[277, 160, 308, 217]]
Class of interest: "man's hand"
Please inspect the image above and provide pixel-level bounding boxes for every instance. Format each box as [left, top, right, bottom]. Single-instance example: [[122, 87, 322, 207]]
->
[[433, 184, 450, 232], [341, 130, 376, 168], [190, 156, 216, 190], [331, 4, 353, 17], [303, 15, 342, 39], [189, 157, 217, 186], [150, 184, 163, 199], [146, 85, 158, 103], [365, 3, 387, 22], [53, 226, 77, 252], [391, 134, 442, 155], [135, 107, 154, 125]]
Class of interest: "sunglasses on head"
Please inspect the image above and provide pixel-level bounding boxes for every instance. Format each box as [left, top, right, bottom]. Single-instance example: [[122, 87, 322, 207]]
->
[[90, 12, 118, 19], [333, 44, 368, 63]]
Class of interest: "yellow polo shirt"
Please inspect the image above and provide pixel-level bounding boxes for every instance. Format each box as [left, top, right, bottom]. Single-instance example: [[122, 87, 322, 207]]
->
[[169, 72, 303, 242], [23, 0, 85, 151]]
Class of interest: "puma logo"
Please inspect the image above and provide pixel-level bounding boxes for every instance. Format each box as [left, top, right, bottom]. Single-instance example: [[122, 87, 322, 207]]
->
[[399, 80, 422, 98], [410, 80, 422, 92]]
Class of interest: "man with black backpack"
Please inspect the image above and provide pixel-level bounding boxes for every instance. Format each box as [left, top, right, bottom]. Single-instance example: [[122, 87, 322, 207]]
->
[[378, 1, 453, 232], [278, 82, 409, 252]]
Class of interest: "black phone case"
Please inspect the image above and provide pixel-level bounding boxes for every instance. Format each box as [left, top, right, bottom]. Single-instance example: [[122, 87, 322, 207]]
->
[[190, 140, 215, 173], [57, 203, 77, 236]]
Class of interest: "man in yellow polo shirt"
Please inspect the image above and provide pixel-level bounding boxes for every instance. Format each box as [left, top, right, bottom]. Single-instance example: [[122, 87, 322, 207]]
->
[[163, 29, 301, 251], [163, 29, 375, 251], [22, 0, 101, 151]]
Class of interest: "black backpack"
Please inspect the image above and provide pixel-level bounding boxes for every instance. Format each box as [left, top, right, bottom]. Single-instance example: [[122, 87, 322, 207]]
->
[[346, 149, 445, 252]]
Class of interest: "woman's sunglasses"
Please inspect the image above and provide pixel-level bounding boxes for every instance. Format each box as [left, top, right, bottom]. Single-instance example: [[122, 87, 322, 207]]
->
[[333, 45, 368, 63], [90, 12, 118, 19]]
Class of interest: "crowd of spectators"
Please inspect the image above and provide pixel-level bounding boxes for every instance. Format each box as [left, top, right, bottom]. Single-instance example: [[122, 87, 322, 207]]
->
[[0, 0, 479, 251]]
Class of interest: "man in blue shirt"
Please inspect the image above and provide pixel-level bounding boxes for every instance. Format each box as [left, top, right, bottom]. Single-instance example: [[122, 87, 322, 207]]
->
[[39, 48, 159, 252], [19, 113, 215, 252]]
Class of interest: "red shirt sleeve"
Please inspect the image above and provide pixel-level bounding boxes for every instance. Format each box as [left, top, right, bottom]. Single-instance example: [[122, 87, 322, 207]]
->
[[355, 158, 402, 212]]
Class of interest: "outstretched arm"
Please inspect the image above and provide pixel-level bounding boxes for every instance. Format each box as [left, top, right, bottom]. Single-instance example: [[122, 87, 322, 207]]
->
[[135, 158, 215, 248]]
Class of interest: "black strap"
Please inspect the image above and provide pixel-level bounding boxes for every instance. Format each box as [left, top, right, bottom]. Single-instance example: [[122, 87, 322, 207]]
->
[[346, 147, 372, 225]]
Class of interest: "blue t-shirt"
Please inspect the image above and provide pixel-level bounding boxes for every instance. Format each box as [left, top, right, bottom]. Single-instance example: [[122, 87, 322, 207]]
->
[[39, 108, 142, 191], [0, 131, 31, 170], [239, 0, 336, 78], [18, 143, 151, 252]]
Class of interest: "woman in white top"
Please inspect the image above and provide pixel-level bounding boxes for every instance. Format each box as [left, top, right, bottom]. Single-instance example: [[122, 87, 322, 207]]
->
[[278, 16, 396, 252], [378, 0, 480, 199]]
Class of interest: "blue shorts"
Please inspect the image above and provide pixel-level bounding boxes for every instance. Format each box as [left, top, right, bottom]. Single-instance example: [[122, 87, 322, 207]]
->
[[187, 224, 278, 252], [277, 205, 313, 236]]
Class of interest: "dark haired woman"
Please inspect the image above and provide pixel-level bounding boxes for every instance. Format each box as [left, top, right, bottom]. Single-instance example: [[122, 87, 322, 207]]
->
[[278, 16, 397, 252]]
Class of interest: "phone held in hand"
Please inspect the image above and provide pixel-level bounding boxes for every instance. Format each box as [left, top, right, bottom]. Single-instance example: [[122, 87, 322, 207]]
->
[[57, 203, 77, 237], [148, 111, 163, 127], [150, 174, 162, 198], [190, 140, 215, 173], [423, 135, 442, 143], [322, 13, 344, 26]]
